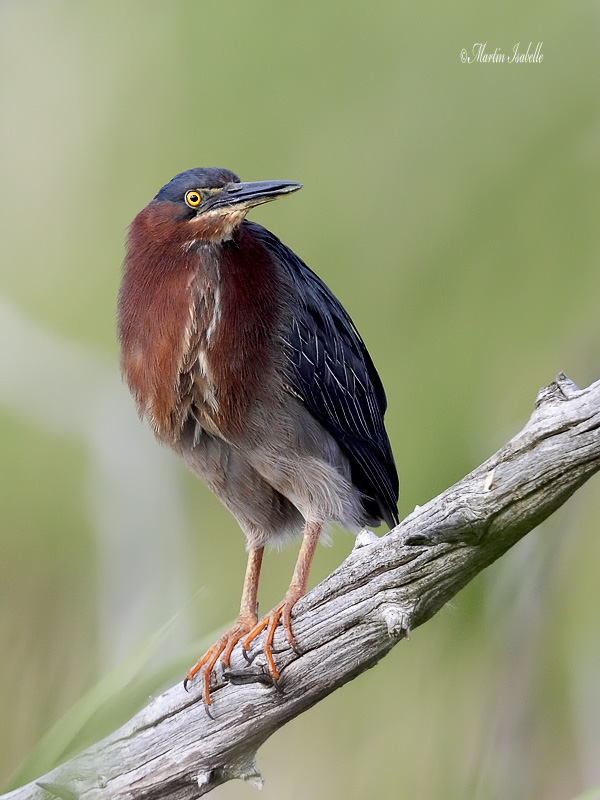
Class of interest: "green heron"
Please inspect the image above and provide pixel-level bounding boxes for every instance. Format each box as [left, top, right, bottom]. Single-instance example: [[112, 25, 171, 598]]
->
[[118, 167, 398, 703]]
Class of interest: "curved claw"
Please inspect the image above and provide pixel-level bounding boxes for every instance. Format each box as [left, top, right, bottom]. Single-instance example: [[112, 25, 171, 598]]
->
[[242, 588, 304, 681], [185, 618, 256, 705]]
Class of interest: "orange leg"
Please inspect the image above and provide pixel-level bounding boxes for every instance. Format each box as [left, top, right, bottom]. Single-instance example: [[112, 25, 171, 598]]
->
[[243, 520, 322, 680], [185, 546, 263, 704]]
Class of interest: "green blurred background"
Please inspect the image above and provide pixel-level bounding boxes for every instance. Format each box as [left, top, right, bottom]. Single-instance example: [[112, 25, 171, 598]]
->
[[1, 1, 599, 798]]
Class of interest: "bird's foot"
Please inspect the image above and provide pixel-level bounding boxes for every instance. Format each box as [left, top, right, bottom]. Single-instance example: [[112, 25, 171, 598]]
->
[[184, 614, 256, 704], [184, 588, 304, 701], [242, 586, 304, 681]]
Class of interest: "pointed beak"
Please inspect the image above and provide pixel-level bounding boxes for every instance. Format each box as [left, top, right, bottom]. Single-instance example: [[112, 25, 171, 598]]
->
[[209, 180, 302, 212]]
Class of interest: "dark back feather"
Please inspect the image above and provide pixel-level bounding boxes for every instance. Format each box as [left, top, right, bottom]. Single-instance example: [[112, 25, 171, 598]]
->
[[245, 221, 399, 528]]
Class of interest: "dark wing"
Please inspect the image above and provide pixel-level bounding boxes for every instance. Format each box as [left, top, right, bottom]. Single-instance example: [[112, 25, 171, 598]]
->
[[247, 222, 399, 528]]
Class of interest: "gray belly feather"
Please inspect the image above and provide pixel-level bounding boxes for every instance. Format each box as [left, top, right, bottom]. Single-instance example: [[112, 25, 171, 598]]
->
[[176, 390, 369, 547]]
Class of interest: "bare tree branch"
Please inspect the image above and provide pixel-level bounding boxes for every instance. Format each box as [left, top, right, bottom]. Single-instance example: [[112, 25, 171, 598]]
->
[[4, 373, 600, 800]]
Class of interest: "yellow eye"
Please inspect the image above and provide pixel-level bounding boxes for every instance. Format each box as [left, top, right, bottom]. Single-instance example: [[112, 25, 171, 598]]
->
[[185, 190, 202, 208]]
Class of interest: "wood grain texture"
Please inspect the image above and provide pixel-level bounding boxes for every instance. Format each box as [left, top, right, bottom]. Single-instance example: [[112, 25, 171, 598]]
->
[[4, 373, 599, 800]]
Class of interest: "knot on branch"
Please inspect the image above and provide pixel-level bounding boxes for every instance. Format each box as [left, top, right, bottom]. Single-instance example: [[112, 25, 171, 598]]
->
[[196, 756, 263, 797], [379, 603, 412, 639], [535, 372, 580, 407]]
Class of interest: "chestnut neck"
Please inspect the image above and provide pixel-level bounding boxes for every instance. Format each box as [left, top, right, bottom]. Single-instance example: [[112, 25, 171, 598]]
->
[[118, 207, 281, 441]]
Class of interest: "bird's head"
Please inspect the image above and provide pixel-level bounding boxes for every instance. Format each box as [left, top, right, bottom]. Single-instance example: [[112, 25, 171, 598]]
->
[[135, 167, 302, 246]]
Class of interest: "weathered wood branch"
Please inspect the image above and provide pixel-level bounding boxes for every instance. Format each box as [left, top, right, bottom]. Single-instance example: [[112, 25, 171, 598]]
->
[[4, 373, 600, 800]]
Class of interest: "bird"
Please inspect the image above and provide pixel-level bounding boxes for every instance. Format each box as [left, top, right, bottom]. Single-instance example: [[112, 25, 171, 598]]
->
[[118, 167, 399, 703]]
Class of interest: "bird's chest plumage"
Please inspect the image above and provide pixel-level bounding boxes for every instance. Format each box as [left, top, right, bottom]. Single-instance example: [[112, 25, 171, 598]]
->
[[119, 227, 282, 444], [191, 235, 283, 439]]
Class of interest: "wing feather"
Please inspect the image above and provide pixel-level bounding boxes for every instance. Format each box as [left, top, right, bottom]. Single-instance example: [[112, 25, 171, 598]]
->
[[247, 222, 399, 527]]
